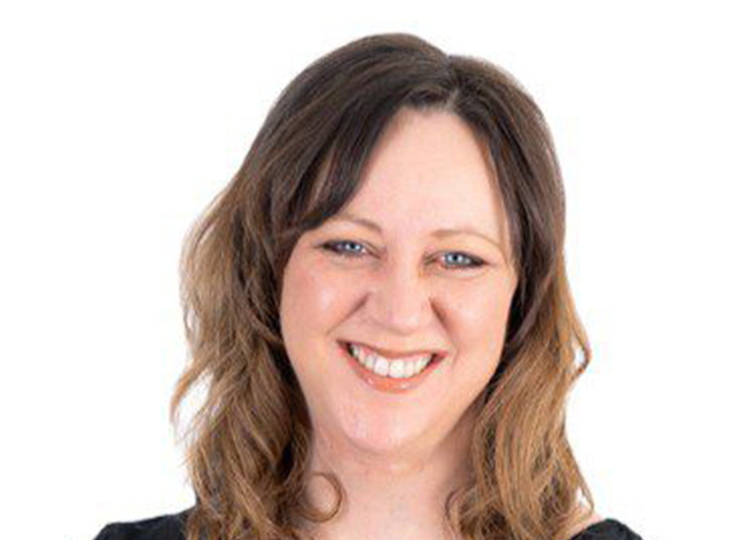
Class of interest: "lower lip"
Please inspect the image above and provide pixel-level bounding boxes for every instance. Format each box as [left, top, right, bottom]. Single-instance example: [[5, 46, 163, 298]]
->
[[338, 341, 445, 394]]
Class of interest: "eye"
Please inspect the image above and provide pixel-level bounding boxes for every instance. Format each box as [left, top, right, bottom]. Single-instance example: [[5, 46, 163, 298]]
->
[[321, 239, 367, 257], [440, 251, 484, 270], [320, 240, 485, 271]]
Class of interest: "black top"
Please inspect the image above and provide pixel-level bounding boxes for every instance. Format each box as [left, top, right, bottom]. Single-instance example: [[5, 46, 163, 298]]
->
[[90, 508, 644, 540]]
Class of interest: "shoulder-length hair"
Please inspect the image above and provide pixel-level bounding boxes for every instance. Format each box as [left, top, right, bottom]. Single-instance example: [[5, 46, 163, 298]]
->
[[169, 32, 595, 540]]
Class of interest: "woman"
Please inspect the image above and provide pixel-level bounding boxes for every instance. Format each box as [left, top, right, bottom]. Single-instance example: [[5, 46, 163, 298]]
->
[[92, 33, 644, 540]]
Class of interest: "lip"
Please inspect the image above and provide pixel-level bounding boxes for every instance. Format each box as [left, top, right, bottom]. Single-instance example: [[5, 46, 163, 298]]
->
[[341, 339, 448, 360], [337, 340, 446, 394]]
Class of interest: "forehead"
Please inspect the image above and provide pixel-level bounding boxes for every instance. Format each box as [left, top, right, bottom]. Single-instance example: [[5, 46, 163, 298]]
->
[[335, 108, 507, 243]]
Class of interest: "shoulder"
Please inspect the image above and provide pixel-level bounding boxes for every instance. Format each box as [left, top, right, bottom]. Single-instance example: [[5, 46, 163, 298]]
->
[[568, 516, 645, 540], [562, 506, 644, 540], [90, 508, 191, 540]]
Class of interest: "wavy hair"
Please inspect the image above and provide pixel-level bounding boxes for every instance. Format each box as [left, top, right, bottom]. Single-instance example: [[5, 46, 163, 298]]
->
[[169, 32, 595, 540]]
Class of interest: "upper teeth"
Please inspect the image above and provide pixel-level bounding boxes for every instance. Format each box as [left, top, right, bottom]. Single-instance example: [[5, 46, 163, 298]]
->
[[348, 342, 434, 379]]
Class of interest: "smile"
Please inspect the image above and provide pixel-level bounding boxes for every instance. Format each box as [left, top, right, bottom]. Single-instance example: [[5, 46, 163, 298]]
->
[[346, 341, 437, 378], [338, 340, 446, 393]]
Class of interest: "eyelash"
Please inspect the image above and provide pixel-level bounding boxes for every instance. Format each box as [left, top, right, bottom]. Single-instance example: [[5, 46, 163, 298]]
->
[[320, 240, 485, 271]]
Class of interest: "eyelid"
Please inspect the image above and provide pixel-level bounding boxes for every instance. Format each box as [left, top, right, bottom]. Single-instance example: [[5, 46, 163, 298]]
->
[[319, 239, 486, 270]]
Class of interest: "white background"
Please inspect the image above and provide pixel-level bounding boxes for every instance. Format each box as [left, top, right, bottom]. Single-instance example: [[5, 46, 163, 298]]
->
[[1, 2, 738, 539]]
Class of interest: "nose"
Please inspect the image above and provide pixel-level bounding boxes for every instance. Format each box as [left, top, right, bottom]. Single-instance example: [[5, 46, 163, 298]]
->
[[365, 254, 435, 336]]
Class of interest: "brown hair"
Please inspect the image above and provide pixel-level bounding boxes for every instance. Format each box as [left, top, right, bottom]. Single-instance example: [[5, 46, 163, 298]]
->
[[169, 32, 595, 540]]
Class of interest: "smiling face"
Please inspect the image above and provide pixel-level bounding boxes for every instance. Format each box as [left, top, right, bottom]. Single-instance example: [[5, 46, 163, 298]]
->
[[279, 107, 518, 459]]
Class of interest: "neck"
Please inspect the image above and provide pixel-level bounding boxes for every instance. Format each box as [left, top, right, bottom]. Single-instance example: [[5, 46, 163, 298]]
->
[[293, 401, 481, 540]]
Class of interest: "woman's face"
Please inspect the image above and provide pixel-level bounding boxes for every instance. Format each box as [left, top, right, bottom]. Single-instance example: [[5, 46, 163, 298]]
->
[[279, 107, 518, 458]]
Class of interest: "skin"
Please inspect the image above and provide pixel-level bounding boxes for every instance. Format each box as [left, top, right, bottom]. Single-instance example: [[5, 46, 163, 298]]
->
[[562, 507, 605, 540], [279, 107, 599, 540]]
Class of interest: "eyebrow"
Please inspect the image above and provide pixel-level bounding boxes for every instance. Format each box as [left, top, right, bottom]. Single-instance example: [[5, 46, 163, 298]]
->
[[329, 212, 505, 255]]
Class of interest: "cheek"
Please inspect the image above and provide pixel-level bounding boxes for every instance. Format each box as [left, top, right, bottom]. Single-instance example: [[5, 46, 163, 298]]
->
[[288, 262, 348, 325], [447, 282, 513, 375], [280, 255, 352, 365], [451, 282, 511, 335]]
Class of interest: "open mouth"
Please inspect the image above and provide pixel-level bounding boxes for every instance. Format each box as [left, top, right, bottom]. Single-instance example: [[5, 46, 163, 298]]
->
[[339, 340, 445, 371], [337, 339, 448, 393]]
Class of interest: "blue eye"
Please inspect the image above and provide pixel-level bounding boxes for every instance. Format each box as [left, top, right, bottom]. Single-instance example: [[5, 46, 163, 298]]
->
[[320, 240, 484, 271], [323, 240, 366, 256], [441, 252, 481, 268]]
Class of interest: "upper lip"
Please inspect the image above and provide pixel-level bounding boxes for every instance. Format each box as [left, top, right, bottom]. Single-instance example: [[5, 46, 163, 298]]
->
[[340, 340, 447, 360]]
